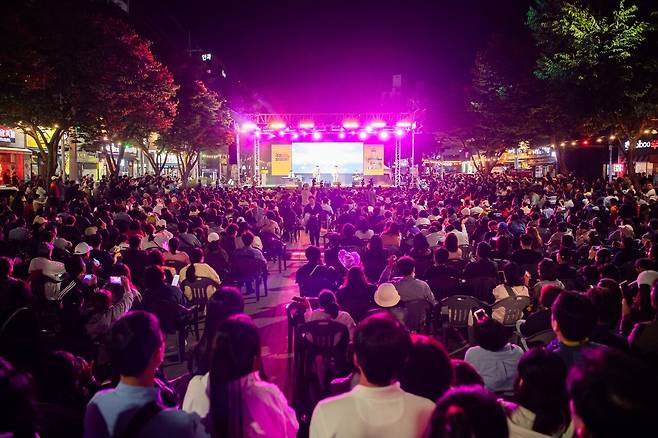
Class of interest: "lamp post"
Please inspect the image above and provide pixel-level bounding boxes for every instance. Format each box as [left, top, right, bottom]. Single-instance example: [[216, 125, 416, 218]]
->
[[608, 141, 613, 183]]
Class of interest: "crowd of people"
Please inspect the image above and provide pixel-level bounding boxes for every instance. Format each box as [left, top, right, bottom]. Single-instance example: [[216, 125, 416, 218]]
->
[[1, 171, 658, 438]]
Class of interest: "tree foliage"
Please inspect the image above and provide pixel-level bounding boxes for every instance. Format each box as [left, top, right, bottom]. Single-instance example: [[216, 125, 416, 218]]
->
[[0, 0, 177, 179], [528, 0, 658, 176], [159, 80, 232, 185]]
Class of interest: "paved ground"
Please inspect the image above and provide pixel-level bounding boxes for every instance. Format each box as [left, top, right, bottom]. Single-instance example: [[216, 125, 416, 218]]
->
[[164, 235, 309, 400]]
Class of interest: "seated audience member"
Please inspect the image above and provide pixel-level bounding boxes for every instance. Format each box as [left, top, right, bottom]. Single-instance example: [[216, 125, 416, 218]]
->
[[511, 233, 544, 267], [568, 348, 658, 438], [142, 265, 185, 307], [452, 359, 485, 387], [84, 311, 206, 437], [121, 235, 148, 285], [303, 290, 357, 339], [379, 256, 437, 306], [425, 385, 508, 438], [310, 313, 434, 438], [188, 286, 245, 376], [492, 262, 530, 322], [163, 237, 191, 265], [84, 277, 136, 340], [503, 348, 573, 438], [548, 291, 601, 368], [399, 335, 453, 402], [532, 259, 564, 301], [361, 235, 388, 283], [628, 279, 658, 365], [296, 246, 336, 297], [204, 239, 230, 280], [443, 233, 462, 260], [587, 281, 628, 351], [0, 357, 38, 437], [464, 242, 498, 279], [425, 247, 462, 280], [335, 266, 377, 322], [519, 285, 563, 338], [28, 242, 65, 281], [180, 248, 221, 300], [183, 315, 298, 437], [232, 230, 267, 264], [465, 317, 523, 393]]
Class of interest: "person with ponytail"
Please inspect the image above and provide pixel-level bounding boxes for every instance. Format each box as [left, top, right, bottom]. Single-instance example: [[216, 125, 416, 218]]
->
[[503, 348, 573, 438], [303, 289, 356, 339], [180, 248, 221, 300], [182, 314, 298, 438], [425, 385, 508, 438]]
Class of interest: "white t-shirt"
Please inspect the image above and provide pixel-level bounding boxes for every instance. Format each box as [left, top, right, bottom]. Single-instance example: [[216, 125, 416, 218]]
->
[[28, 257, 65, 280], [310, 383, 434, 438], [183, 372, 298, 438]]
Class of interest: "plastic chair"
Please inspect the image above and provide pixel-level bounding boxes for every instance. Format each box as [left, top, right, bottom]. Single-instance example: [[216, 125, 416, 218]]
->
[[231, 254, 268, 301], [403, 299, 432, 333], [519, 328, 556, 351], [181, 277, 220, 340], [261, 232, 288, 272], [285, 301, 306, 354], [145, 300, 196, 364], [438, 295, 484, 355], [293, 320, 350, 416], [464, 276, 498, 303], [491, 295, 531, 328]]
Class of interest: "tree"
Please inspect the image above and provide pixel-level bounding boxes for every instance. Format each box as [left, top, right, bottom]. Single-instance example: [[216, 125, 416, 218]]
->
[[159, 80, 232, 186], [448, 33, 540, 175], [0, 0, 177, 180], [528, 0, 658, 178]]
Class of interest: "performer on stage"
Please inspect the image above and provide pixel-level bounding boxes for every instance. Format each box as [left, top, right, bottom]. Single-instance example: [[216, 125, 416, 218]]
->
[[332, 165, 339, 184], [312, 165, 321, 182]]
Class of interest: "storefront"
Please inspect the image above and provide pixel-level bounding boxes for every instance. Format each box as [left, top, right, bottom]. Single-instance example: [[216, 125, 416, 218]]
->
[[0, 126, 32, 182]]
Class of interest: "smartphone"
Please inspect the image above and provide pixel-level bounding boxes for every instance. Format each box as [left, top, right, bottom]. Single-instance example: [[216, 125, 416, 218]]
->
[[498, 270, 507, 284], [109, 276, 122, 285], [474, 308, 487, 321], [171, 274, 180, 287], [92, 258, 101, 267], [83, 274, 93, 283]]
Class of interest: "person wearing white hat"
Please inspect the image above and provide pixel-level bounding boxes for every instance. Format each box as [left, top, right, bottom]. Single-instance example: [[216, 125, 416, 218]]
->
[[374, 283, 401, 308], [74, 242, 91, 256]]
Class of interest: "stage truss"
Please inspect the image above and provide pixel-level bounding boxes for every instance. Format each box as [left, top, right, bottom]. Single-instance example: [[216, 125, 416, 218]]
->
[[234, 112, 420, 187]]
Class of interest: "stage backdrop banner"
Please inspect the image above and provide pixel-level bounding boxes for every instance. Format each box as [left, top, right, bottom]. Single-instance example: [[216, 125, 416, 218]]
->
[[271, 144, 292, 176], [363, 144, 384, 175]]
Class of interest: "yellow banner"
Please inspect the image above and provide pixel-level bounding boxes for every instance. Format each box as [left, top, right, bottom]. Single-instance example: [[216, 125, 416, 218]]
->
[[363, 144, 384, 175], [271, 144, 292, 176]]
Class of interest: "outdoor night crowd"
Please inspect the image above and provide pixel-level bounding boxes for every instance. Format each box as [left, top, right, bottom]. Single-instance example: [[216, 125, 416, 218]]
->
[[1, 171, 657, 438]]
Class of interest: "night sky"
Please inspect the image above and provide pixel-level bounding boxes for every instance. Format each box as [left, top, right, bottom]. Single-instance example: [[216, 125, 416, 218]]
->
[[132, 0, 530, 128]]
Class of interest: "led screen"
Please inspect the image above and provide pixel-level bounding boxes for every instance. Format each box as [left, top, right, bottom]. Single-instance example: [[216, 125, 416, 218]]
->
[[292, 142, 363, 174]]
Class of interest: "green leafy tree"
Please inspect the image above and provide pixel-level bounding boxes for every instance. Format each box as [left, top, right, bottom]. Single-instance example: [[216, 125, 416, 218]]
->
[[160, 80, 232, 186], [528, 0, 658, 178], [0, 0, 177, 179], [449, 33, 540, 175]]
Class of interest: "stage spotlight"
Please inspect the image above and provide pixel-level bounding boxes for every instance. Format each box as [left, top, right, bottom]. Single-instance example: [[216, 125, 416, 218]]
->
[[371, 121, 386, 128], [269, 121, 286, 130], [278, 131, 286, 137], [359, 132, 368, 140], [313, 132, 322, 140], [396, 129, 404, 137], [396, 121, 412, 128], [255, 131, 261, 137], [299, 121, 315, 129], [301, 131, 308, 137], [241, 122, 258, 132], [350, 131, 356, 135], [292, 133, 299, 140], [338, 131, 346, 139], [343, 120, 360, 129], [379, 131, 389, 140], [365, 125, 374, 133]]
